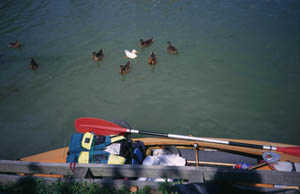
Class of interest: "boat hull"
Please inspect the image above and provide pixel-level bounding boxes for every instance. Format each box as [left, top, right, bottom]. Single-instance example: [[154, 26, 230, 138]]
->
[[20, 137, 300, 164]]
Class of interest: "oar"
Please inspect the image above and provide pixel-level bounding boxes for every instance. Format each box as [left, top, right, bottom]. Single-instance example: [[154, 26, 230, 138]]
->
[[75, 117, 300, 157]]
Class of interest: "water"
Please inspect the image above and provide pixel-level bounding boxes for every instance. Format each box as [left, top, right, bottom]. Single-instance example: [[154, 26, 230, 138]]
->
[[0, 0, 299, 160]]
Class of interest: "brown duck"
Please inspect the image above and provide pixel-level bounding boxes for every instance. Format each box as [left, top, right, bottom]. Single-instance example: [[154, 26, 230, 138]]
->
[[139, 38, 154, 48], [148, 51, 157, 65], [167, 41, 178, 54], [29, 58, 38, 71], [8, 40, 21, 48], [120, 61, 131, 75], [92, 49, 104, 61]]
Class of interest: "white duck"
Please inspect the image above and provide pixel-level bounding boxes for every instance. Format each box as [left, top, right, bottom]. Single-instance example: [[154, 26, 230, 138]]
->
[[125, 49, 139, 59]]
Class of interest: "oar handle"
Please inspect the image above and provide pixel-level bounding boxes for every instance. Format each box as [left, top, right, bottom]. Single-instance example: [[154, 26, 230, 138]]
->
[[229, 142, 264, 149]]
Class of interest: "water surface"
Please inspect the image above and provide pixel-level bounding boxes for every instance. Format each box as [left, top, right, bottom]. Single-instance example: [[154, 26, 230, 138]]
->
[[0, 0, 300, 159]]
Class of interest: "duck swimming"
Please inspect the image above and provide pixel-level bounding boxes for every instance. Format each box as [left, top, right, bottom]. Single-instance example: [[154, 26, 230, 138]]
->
[[8, 40, 21, 48], [29, 58, 38, 71], [139, 38, 154, 48], [125, 49, 138, 59], [120, 61, 131, 75], [92, 49, 104, 61], [167, 41, 178, 54], [148, 51, 157, 65]]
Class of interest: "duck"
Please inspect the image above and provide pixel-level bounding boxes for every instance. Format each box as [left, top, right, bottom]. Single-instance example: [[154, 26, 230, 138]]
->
[[139, 38, 154, 48], [29, 58, 38, 71], [8, 40, 21, 48], [92, 49, 104, 61], [148, 51, 157, 65], [120, 61, 131, 75], [125, 49, 138, 59], [167, 41, 178, 54]]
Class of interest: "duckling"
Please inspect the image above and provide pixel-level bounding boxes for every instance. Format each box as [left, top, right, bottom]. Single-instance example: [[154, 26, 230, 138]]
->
[[91, 49, 104, 61], [8, 40, 21, 48], [139, 38, 154, 48], [167, 41, 178, 54], [120, 61, 131, 75], [148, 51, 157, 65], [29, 58, 38, 71], [125, 49, 138, 59]]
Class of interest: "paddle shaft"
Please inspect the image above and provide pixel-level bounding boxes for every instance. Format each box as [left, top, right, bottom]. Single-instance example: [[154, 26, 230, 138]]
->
[[76, 118, 300, 156], [127, 128, 277, 151]]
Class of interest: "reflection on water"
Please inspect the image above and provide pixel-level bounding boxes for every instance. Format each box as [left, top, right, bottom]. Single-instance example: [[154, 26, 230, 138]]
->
[[0, 0, 299, 159]]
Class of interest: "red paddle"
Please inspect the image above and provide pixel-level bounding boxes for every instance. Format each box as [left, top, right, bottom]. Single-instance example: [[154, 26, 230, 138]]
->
[[75, 117, 127, 135], [75, 117, 300, 157]]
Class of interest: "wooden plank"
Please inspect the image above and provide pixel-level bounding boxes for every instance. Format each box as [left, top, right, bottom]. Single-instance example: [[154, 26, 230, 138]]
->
[[202, 167, 300, 186], [0, 160, 73, 175], [0, 160, 203, 181], [0, 160, 201, 180], [85, 164, 300, 186], [88, 164, 204, 182], [72, 167, 89, 178], [1, 160, 300, 186]]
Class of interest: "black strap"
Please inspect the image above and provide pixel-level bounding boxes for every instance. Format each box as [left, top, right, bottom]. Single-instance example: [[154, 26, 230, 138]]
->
[[292, 162, 296, 172]]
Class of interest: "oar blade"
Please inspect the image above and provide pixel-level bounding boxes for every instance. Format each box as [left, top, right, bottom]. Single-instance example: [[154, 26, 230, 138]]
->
[[75, 117, 127, 135], [277, 146, 300, 157]]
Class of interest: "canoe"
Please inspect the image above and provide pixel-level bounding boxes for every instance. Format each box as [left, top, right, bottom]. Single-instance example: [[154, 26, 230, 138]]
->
[[21, 137, 300, 164], [18, 118, 300, 192], [19, 136, 300, 192]]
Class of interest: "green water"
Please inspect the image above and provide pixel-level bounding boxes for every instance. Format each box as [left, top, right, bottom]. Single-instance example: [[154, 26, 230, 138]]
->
[[0, 0, 299, 159]]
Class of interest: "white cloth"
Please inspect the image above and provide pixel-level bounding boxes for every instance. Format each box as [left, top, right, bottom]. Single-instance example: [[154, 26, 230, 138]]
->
[[274, 161, 300, 172], [295, 163, 300, 172], [138, 154, 186, 182], [104, 143, 121, 155], [152, 149, 173, 156]]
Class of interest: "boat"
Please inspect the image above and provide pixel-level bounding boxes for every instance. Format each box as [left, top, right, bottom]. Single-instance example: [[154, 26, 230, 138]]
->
[[18, 118, 300, 193], [21, 137, 300, 166]]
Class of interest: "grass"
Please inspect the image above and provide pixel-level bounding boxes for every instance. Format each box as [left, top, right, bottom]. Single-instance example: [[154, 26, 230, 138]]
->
[[2, 178, 299, 194], [0, 177, 156, 194]]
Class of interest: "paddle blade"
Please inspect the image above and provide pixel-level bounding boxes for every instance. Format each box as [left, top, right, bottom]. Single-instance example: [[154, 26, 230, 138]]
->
[[277, 146, 300, 157], [75, 117, 127, 136]]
